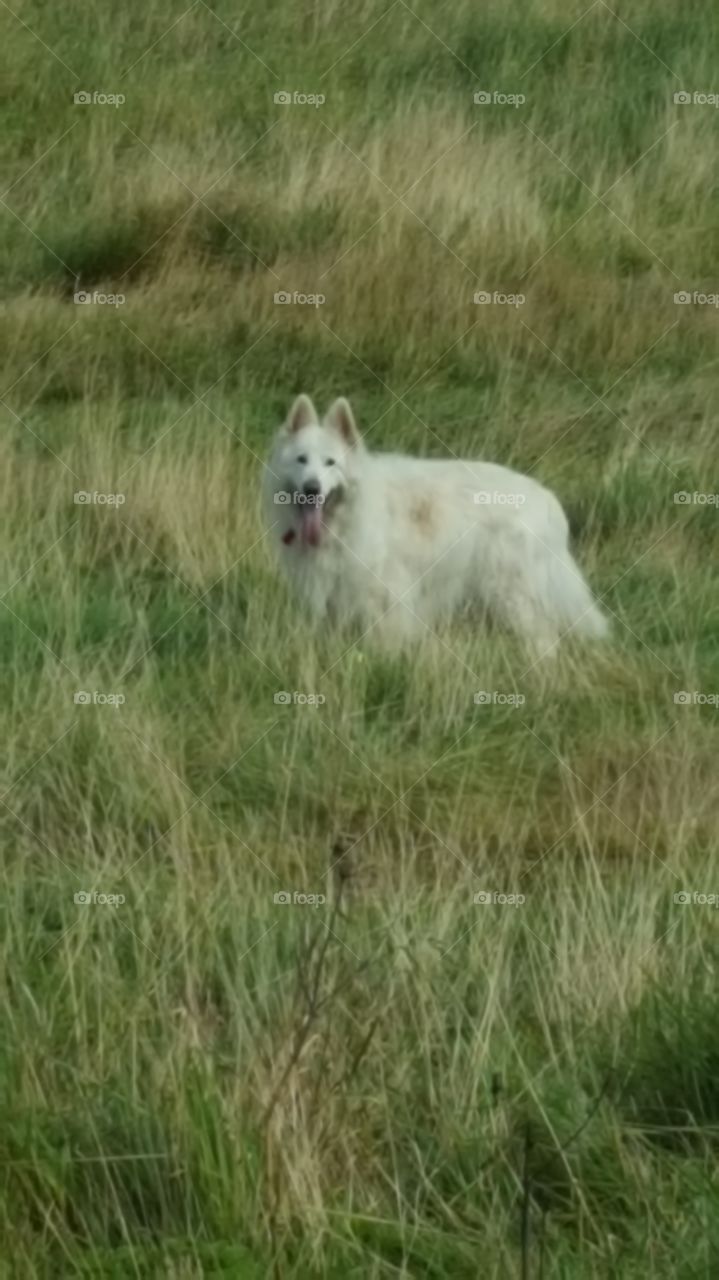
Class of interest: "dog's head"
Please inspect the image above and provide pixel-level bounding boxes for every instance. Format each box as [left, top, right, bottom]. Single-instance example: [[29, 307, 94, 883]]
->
[[271, 394, 363, 548]]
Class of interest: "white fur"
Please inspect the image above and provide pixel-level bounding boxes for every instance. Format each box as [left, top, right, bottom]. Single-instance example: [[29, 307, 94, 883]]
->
[[264, 394, 609, 656]]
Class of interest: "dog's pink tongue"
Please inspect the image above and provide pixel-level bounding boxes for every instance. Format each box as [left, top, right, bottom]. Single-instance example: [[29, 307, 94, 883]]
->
[[299, 505, 323, 547]]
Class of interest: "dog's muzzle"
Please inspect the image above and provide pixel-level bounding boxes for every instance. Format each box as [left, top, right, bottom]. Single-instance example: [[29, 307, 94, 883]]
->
[[282, 484, 345, 550]]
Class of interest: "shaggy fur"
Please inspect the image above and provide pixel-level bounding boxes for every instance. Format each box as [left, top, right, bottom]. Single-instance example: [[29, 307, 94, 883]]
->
[[264, 394, 608, 655]]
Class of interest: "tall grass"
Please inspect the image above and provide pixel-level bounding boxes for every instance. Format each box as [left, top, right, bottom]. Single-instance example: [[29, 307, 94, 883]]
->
[[1, 0, 718, 1274]]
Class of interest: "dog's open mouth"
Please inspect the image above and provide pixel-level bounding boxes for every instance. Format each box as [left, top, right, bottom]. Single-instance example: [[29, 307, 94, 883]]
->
[[294, 487, 344, 548]]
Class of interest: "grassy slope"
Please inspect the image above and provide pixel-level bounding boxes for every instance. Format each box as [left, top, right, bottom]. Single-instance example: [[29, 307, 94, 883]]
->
[[1, 0, 719, 1275]]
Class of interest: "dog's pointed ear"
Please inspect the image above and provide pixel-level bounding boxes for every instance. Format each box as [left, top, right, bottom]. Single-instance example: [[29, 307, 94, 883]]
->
[[325, 397, 361, 448], [286, 394, 318, 434]]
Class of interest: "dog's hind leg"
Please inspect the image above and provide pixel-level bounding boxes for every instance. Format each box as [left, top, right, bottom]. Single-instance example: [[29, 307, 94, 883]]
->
[[490, 553, 606, 660], [493, 588, 563, 660]]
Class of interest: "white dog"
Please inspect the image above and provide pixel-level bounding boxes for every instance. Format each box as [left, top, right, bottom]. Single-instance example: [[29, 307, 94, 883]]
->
[[264, 394, 608, 655]]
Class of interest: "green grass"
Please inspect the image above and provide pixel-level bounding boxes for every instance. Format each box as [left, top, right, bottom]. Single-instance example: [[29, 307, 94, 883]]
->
[[1, 0, 719, 1274]]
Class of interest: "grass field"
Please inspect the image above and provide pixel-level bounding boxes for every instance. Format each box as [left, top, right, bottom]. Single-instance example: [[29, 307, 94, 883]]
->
[[2, 0, 719, 1274]]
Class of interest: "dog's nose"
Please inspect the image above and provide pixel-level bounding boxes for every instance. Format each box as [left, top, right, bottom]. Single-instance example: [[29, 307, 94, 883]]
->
[[303, 480, 322, 498]]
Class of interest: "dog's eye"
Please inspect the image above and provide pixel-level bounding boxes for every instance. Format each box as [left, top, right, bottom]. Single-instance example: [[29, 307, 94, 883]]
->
[[325, 458, 336, 466], [296, 454, 308, 465]]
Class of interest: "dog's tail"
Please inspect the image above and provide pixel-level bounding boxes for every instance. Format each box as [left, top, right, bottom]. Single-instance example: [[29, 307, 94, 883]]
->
[[547, 547, 610, 641]]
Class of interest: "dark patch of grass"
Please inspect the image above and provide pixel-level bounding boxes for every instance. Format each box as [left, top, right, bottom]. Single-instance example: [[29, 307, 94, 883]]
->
[[619, 981, 719, 1153], [40, 208, 182, 290]]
